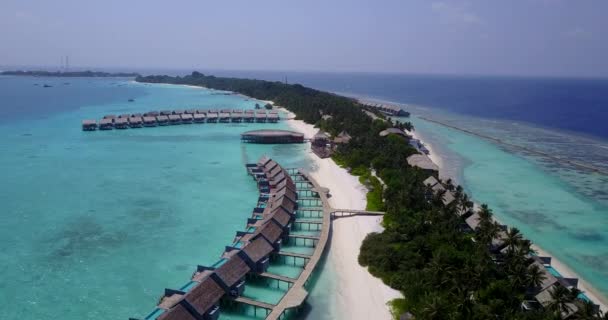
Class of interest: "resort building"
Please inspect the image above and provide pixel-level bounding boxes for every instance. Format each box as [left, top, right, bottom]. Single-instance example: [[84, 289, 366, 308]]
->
[[379, 127, 410, 138], [241, 129, 304, 144], [210, 255, 250, 297], [407, 154, 439, 174]]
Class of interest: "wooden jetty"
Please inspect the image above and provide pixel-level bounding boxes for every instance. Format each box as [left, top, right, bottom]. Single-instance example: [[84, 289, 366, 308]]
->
[[83, 109, 283, 131]]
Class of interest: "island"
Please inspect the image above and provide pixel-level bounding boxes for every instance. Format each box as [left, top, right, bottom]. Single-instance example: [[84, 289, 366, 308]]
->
[[1, 70, 141, 77], [133, 72, 604, 319]]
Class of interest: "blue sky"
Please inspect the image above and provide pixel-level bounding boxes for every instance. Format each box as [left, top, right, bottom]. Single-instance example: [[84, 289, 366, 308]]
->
[[1, 0, 607, 77]]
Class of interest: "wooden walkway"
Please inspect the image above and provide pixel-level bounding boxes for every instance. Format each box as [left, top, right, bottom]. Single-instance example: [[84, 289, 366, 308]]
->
[[288, 234, 320, 240], [234, 296, 276, 312], [277, 251, 313, 260], [259, 272, 298, 284], [265, 170, 332, 320], [331, 209, 386, 218]]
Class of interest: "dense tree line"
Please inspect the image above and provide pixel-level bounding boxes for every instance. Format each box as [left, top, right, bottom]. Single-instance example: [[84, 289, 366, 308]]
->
[[136, 72, 605, 320]]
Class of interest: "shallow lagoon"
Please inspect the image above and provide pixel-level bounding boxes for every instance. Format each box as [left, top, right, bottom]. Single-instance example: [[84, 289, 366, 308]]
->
[[0, 77, 333, 319]]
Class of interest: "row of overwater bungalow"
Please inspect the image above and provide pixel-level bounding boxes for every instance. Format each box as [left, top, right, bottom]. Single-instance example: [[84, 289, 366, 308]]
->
[[133, 157, 297, 320], [82, 109, 280, 131], [408, 154, 599, 317], [359, 100, 410, 117]]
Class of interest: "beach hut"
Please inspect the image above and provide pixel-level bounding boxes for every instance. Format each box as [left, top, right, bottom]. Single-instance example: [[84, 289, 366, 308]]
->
[[193, 113, 206, 123], [181, 113, 193, 124], [407, 154, 439, 175], [128, 117, 143, 128], [210, 255, 250, 297], [99, 118, 113, 130], [168, 114, 181, 125], [114, 117, 128, 129], [81, 120, 97, 131], [156, 115, 169, 126], [238, 237, 274, 273], [379, 128, 408, 137], [143, 116, 157, 127], [333, 130, 352, 144]]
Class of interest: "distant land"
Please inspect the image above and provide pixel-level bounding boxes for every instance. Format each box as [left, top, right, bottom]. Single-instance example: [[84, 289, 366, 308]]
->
[[1, 70, 141, 77]]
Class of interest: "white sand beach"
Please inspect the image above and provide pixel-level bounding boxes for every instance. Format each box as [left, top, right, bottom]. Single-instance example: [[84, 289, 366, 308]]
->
[[286, 117, 402, 320]]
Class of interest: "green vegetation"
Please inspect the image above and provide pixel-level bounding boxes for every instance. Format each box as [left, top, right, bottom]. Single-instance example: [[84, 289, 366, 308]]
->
[[136, 72, 605, 320]]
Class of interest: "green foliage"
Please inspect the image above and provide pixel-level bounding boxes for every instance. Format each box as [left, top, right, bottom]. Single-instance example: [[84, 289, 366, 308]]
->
[[136, 72, 600, 320]]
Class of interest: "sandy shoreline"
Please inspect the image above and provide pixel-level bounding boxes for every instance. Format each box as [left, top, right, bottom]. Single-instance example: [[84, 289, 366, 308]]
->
[[412, 119, 608, 312], [286, 118, 402, 319], [168, 82, 607, 313]]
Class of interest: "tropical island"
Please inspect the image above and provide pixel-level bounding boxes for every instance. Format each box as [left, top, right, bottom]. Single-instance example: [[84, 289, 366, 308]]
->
[[1, 70, 141, 77], [135, 72, 606, 319]]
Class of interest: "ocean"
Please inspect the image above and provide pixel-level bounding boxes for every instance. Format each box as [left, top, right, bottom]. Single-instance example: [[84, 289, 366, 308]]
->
[[263, 71, 608, 301], [2, 71, 608, 318], [0, 75, 332, 319]]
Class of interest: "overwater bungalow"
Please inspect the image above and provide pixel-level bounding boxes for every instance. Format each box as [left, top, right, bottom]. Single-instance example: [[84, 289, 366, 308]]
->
[[221, 109, 232, 113], [231, 110, 243, 123], [265, 206, 294, 230], [243, 113, 255, 123], [99, 118, 113, 130], [156, 304, 197, 320], [131, 113, 143, 118], [196, 109, 207, 114], [238, 237, 274, 273], [219, 113, 231, 123], [114, 117, 128, 129], [128, 116, 143, 128], [156, 115, 169, 126], [160, 110, 173, 116], [209, 109, 219, 113], [267, 113, 279, 123], [181, 113, 194, 124], [180, 277, 224, 320], [207, 113, 218, 123], [264, 160, 279, 173], [173, 109, 185, 115], [193, 113, 206, 123], [81, 119, 97, 131], [168, 114, 181, 125], [103, 114, 117, 120], [118, 113, 131, 118], [269, 195, 296, 214], [273, 186, 298, 203], [210, 255, 250, 297], [254, 219, 285, 251], [144, 111, 160, 117], [143, 116, 157, 127], [185, 109, 197, 114], [255, 113, 267, 123]]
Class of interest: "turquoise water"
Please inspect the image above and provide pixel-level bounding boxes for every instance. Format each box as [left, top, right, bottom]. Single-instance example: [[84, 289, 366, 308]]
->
[[0, 77, 335, 319], [408, 112, 608, 299]]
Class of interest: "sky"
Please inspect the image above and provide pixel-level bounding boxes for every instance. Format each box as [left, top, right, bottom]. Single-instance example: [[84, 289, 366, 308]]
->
[[1, 0, 607, 77]]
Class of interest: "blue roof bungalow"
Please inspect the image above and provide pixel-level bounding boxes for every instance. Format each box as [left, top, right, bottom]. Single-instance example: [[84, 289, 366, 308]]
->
[[238, 236, 274, 273], [210, 255, 251, 297]]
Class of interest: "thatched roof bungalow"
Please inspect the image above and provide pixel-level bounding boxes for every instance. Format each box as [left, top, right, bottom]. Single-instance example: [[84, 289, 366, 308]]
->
[[238, 237, 274, 273], [211, 255, 250, 297]]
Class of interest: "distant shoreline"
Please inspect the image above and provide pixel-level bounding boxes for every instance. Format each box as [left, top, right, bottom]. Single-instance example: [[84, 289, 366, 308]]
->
[[1, 70, 141, 78]]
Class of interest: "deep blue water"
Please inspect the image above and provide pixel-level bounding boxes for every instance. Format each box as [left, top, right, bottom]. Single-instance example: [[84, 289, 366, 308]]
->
[[191, 71, 608, 140]]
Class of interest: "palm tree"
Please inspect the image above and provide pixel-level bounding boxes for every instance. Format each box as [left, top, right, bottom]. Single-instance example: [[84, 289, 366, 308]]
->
[[504, 227, 524, 253], [547, 285, 574, 316], [526, 263, 547, 288], [571, 299, 600, 319], [478, 204, 493, 222]]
